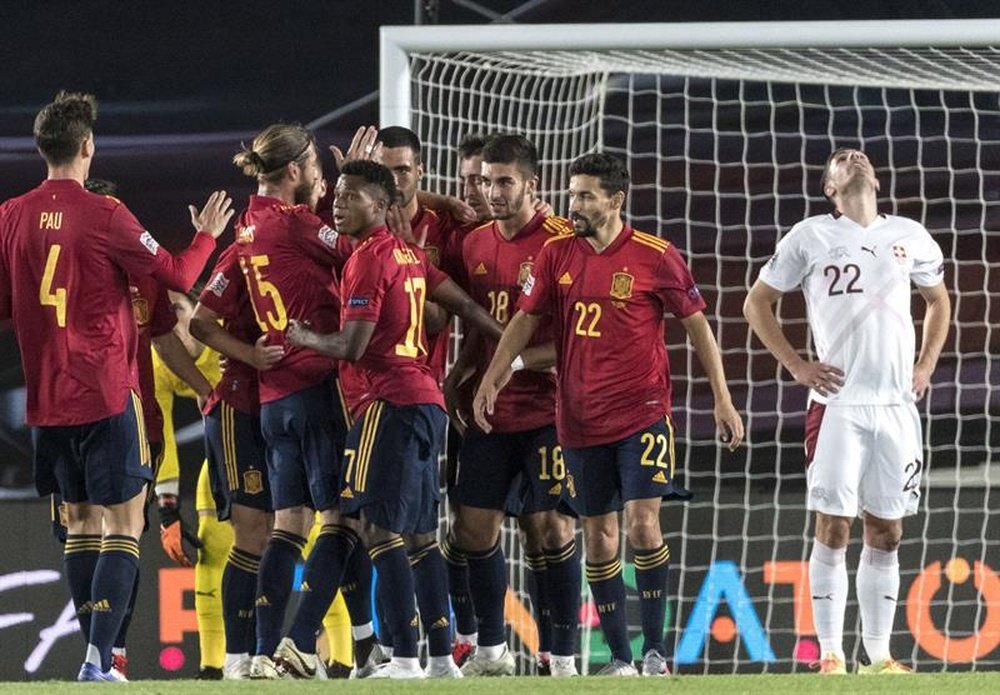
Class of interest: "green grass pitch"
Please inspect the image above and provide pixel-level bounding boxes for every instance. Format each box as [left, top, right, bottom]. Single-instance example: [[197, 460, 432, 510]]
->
[[6, 672, 1000, 693]]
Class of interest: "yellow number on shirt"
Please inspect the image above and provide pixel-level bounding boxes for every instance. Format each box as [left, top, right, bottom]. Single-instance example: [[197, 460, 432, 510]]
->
[[241, 254, 288, 332], [573, 301, 601, 337], [487, 290, 509, 324], [538, 445, 566, 481], [39, 244, 67, 327], [640, 432, 669, 469], [396, 276, 427, 357], [343, 448, 357, 487]]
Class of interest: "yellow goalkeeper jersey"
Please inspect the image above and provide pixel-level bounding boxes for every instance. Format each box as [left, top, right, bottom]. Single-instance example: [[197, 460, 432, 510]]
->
[[153, 344, 222, 494]]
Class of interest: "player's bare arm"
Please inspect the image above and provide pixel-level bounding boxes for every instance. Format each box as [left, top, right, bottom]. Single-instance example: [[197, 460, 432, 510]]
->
[[284, 318, 376, 362], [913, 281, 951, 400], [417, 189, 476, 225], [151, 330, 213, 405], [473, 309, 541, 432], [443, 326, 483, 434], [429, 276, 503, 342], [189, 303, 283, 371], [744, 279, 845, 397], [679, 310, 745, 450]]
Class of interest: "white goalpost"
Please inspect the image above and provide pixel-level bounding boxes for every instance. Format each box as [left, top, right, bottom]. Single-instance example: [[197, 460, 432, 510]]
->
[[380, 20, 1000, 674]]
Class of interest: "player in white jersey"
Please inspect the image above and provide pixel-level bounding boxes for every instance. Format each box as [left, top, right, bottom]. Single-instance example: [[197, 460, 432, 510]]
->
[[744, 148, 950, 676]]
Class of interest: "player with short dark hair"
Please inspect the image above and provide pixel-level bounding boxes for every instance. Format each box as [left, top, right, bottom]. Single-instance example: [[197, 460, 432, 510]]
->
[[744, 148, 950, 676], [0, 90, 232, 682], [286, 159, 501, 679], [446, 134, 579, 677], [474, 152, 744, 676]]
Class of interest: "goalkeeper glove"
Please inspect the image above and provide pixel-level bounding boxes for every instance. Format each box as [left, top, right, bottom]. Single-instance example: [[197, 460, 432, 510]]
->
[[158, 494, 202, 567]]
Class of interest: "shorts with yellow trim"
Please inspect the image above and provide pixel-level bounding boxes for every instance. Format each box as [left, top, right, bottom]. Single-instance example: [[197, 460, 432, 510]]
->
[[559, 415, 690, 517], [205, 401, 271, 520], [260, 377, 349, 512], [33, 392, 152, 506], [339, 401, 446, 534]]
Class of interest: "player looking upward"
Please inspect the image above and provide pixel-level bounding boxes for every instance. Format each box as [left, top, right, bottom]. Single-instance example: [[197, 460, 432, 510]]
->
[[744, 147, 950, 675], [0, 90, 232, 682], [474, 152, 744, 676]]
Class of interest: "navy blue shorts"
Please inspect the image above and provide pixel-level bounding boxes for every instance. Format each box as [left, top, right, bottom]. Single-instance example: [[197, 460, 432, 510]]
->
[[560, 416, 689, 517], [205, 401, 272, 520], [260, 377, 349, 512], [454, 425, 563, 515], [339, 401, 446, 535], [33, 392, 152, 506]]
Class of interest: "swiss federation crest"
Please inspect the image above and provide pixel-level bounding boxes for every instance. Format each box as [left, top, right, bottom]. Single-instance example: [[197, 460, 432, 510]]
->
[[610, 271, 634, 300], [518, 260, 534, 288], [243, 470, 264, 495]]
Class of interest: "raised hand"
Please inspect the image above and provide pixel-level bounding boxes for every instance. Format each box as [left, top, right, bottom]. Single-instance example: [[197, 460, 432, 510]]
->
[[189, 190, 235, 239], [330, 125, 381, 171]]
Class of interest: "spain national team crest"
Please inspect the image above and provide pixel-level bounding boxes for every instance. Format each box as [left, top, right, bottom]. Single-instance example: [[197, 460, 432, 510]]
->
[[518, 260, 534, 288], [130, 290, 150, 327], [425, 245, 440, 267], [892, 244, 907, 263], [610, 271, 634, 300], [243, 469, 263, 495]]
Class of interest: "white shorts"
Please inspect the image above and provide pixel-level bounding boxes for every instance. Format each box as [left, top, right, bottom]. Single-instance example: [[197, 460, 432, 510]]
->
[[804, 402, 923, 519]]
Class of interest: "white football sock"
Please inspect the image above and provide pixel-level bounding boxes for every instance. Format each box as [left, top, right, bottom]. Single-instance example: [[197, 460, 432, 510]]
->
[[809, 540, 848, 660], [856, 544, 899, 664]]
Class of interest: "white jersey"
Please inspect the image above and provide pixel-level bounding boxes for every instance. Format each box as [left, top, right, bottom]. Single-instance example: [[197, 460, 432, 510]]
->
[[758, 212, 944, 406]]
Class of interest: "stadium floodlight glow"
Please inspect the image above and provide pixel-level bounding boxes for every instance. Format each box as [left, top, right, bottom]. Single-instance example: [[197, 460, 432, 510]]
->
[[382, 19, 1000, 674]]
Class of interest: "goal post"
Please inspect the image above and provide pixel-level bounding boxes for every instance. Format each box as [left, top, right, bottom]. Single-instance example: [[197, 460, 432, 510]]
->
[[380, 20, 1000, 674]]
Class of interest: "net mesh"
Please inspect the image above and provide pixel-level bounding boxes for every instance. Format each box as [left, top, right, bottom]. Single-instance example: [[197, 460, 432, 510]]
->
[[407, 46, 1000, 673]]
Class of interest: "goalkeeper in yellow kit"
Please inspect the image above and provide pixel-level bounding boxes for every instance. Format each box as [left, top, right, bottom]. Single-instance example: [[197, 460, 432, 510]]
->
[[155, 287, 353, 679]]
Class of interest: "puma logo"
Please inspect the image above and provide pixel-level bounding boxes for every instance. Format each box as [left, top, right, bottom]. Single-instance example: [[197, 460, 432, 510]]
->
[[812, 593, 834, 601], [883, 595, 897, 602], [861, 245, 877, 257]]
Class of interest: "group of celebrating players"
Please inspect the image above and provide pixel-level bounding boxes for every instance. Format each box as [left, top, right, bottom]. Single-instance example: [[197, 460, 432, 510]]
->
[[0, 89, 948, 681]]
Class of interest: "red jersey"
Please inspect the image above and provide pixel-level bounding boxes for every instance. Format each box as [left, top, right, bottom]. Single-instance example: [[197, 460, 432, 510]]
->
[[0, 179, 215, 426], [130, 275, 177, 443], [411, 206, 463, 385], [199, 245, 261, 415], [234, 195, 347, 404], [339, 226, 447, 419], [461, 212, 570, 432], [517, 226, 706, 448]]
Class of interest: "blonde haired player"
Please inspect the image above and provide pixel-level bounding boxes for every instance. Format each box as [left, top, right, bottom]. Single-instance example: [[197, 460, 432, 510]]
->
[[744, 148, 950, 675]]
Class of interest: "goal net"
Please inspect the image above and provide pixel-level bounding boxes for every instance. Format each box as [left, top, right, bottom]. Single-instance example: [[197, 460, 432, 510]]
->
[[382, 20, 1000, 674]]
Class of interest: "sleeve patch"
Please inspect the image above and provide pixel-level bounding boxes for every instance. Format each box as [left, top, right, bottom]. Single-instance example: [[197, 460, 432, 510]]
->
[[318, 225, 338, 249], [139, 231, 160, 256], [347, 296, 370, 307], [522, 272, 536, 297], [206, 271, 229, 297]]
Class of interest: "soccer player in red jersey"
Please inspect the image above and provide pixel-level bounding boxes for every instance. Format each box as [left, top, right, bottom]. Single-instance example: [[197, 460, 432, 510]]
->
[[286, 160, 501, 679], [0, 91, 232, 682], [376, 126, 466, 385], [196, 123, 377, 680], [445, 135, 579, 677], [474, 153, 744, 676], [440, 131, 491, 666]]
